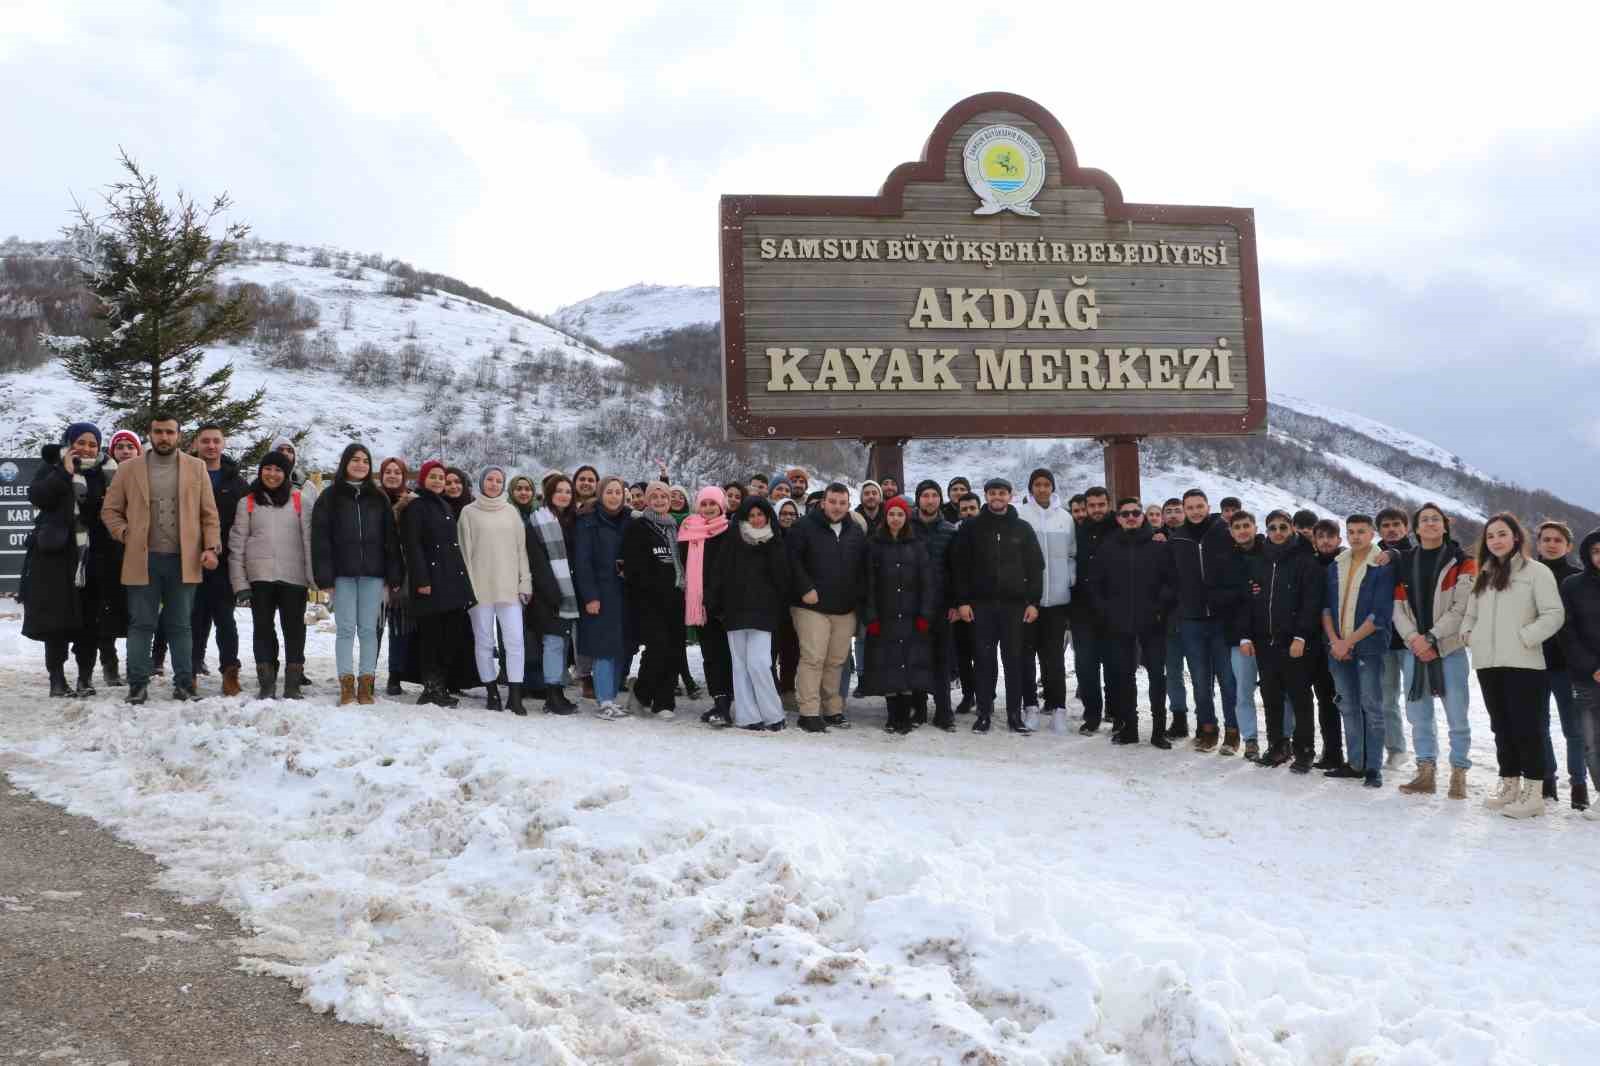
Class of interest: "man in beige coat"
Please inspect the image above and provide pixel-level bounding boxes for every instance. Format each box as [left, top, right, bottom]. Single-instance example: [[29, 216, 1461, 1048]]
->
[[101, 412, 221, 703]]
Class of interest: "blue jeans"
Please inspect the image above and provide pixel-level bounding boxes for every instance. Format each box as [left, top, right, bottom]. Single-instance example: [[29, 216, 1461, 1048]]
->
[[1179, 619, 1236, 730], [1330, 651, 1386, 771], [1166, 631, 1189, 717], [1543, 669, 1586, 786], [542, 626, 570, 687], [1402, 649, 1472, 770], [1231, 647, 1260, 741], [333, 576, 384, 677], [127, 552, 197, 687], [1382, 649, 1408, 755], [592, 656, 620, 703]]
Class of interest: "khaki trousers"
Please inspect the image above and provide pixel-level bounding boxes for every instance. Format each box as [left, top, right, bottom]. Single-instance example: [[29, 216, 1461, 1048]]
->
[[791, 607, 856, 717]]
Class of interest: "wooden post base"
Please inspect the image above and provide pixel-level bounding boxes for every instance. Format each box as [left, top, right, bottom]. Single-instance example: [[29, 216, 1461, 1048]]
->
[[864, 439, 907, 495]]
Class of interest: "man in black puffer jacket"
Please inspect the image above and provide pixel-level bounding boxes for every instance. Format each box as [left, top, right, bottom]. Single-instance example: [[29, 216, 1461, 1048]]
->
[[1168, 488, 1239, 751], [1535, 521, 1586, 804], [1088, 498, 1177, 745], [786, 482, 868, 731], [1068, 486, 1117, 726], [949, 478, 1044, 735], [913, 480, 959, 730], [190, 424, 251, 693], [1559, 528, 1600, 818]]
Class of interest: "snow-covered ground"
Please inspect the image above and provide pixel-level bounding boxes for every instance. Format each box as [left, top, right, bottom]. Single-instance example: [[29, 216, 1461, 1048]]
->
[[2, 612, 1597, 1065], [552, 284, 721, 348]]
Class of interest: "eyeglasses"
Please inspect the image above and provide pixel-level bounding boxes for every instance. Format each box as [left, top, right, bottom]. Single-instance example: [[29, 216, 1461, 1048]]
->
[[1117, 510, 1142, 518], [1267, 523, 1291, 532]]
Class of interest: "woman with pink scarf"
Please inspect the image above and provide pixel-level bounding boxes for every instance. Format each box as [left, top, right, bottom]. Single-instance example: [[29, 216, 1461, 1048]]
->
[[680, 486, 735, 726]]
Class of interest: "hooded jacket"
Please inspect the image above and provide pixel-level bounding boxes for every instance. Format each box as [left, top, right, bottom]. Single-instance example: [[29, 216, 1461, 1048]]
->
[[1168, 513, 1235, 621], [1461, 553, 1565, 671], [209, 456, 250, 561], [1558, 529, 1600, 683], [572, 503, 633, 657], [1391, 539, 1476, 657], [1087, 524, 1177, 636], [1017, 494, 1076, 608], [949, 504, 1045, 607]]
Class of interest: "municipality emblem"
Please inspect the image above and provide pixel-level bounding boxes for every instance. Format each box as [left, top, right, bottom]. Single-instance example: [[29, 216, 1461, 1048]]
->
[[963, 124, 1046, 217]]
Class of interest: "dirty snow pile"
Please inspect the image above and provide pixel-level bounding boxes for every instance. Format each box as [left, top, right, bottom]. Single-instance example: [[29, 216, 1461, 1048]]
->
[[1, 616, 1599, 1065]]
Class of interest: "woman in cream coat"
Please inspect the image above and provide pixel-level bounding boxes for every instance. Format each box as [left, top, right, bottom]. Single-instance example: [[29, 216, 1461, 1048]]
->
[[459, 466, 532, 714], [1462, 513, 1565, 818]]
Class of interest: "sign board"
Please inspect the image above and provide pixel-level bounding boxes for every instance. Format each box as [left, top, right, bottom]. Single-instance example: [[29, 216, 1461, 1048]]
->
[[720, 92, 1266, 441], [0, 457, 43, 597]]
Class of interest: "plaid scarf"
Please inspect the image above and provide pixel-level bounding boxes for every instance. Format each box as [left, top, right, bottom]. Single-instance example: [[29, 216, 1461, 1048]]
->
[[532, 506, 579, 619]]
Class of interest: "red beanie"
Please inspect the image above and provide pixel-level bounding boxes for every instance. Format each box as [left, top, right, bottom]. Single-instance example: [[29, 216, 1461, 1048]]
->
[[416, 459, 446, 487], [883, 495, 912, 517]]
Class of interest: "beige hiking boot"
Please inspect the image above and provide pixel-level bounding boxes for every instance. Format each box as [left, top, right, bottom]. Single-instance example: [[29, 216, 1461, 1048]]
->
[[1502, 779, 1545, 819], [1447, 767, 1467, 800], [1398, 761, 1437, 795], [338, 674, 357, 706], [1484, 776, 1519, 810]]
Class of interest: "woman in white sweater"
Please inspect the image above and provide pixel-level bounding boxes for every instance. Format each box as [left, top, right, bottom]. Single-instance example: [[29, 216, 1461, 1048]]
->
[[1462, 513, 1565, 818], [458, 466, 532, 714]]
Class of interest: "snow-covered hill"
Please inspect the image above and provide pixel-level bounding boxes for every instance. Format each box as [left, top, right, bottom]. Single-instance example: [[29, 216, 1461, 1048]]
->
[[552, 283, 721, 348]]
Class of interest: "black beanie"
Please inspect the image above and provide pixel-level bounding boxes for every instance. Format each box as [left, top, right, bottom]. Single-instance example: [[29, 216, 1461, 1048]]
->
[[1028, 467, 1055, 491], [259, 451, 294, 476], [915, 479, 942, 500]]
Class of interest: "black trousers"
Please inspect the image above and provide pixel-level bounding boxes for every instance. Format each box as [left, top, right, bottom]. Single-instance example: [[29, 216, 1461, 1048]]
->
[[249, 581, 307, 666], [45, 634, 98, 679], [191, 565, 241, 670], [1478, 666, 1549, 780], [636, 605, 686, 712], [1069, 616, 1108, 717], [1256, 642, 1314, 753], [973, 602, 1028, 715], [700, 618, 732, 698], [917, 619, 954, 720], [415, 612, 452, 683], [1021, 603, 1071, 709], [1104, 627, 1167, 735], [952, 618, 977, 698], [1310, 648, 1341, 755]]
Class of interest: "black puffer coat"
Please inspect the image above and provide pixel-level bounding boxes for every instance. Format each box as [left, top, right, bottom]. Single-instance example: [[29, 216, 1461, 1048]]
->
[[1237, 534, 1325, 648], [400, 489, 475, 616], [912, 510, 958, 618], [707, 498, 791, 633], [1087, 525, 1178, 636], [1537, 554, 1581, 669], [310, 479, 403, 589], [786, 506, 868, 614], [1559, 529, 1600, 683], [211, 456, 250, 562], [1210, 534, 1265, 645], [948, 504, 1044, 607], [862, 525, 935, 694], [1070, 512, 1117, 621], [1169, 513, 1234, 620], [20, 449, 85, 640]]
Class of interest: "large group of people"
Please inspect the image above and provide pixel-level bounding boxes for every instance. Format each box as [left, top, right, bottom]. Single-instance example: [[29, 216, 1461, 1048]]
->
[[19, 416, 1600, 822]]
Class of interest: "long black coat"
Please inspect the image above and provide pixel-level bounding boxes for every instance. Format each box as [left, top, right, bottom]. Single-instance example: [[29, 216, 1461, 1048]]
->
[[21, 451, 85, 641], [400, 489, 475, 616], [862, 527, 936, 694], [1088, 525, 1179, 636], [707, 498, 790, 633], [311, 479, 403, 589], [912, 510, 958, 616], [623, 515, 684, 646]]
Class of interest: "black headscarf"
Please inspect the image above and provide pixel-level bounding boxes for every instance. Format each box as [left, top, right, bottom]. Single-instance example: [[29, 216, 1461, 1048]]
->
[[444, 466, 475, 514]]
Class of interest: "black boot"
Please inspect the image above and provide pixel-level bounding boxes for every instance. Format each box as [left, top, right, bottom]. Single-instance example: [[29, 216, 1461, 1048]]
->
[[1165, 712, 1189, 740], [543, 687, 578, 716], [1007, 708, 1034, 734], [484, 682, 502, 712], [385, 676, 404, 696], [823, 713, 850, 730], [49, 671, 71, 698], [799, 715, 828, 733], [1573, 780, 1590, 811], [256, 662, 279, 700], [1543, 778, 1559, 802], [910, 695, 927, 728], [282, 663, 305, 700], [883, 695, 901, 734], [100, 641, 124, 686], [972, 710, 992, 734], [74, 665, 97, 698], [506, 683, 527, 716], [126, 682, 148, 705], [704, 694, 732, 727], [932, 704, 955, 732], [895, 695, 915, 734]]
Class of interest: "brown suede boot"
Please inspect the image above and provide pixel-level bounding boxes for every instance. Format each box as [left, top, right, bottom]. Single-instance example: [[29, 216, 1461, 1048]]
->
[[221, 664, 242, 697], [1399, 761, 1437, 795], [1218, 727, 1240, 757], [357, 675, 376, 705], [338, 674, 357, 706], [1192, 724, 1219, 752], [1447, 767, 1468, 800]]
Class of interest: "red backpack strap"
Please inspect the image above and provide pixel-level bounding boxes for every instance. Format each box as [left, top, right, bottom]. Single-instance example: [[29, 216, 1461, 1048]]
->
[[246, 495, 254, 514], [292, 490, 302, 515]]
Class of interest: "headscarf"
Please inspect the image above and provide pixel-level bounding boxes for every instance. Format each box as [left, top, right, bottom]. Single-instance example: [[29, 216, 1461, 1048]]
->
[[668, 483, 691, 525], [508, 474, 537, 518], [416, 459, 446, 492], [62, 421, 102, 449], [678, 486, 729, 625], [444, 466, 474, 513], [475, 464, 509, 512], [378, 457, 409, 504]]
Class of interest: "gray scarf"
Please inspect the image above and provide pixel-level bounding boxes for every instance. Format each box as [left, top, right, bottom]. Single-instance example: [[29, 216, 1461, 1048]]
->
[[642, 510, 685, 589]]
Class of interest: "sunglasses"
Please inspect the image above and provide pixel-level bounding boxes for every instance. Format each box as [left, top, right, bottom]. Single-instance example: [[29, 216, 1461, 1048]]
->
[[1117, 509, 1142, 518], [1267, 523, 1291, 532]]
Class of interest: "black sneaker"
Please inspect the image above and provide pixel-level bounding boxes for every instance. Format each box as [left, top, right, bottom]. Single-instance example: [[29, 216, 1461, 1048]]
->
[[1290, 755, 1312, 774], [126, 683, 148, 705], [741, 723, 767, 732], [49, 675, 71, 698], [766, 721, 786, 732], [1363, 770, 1384, 789], [172, 683, 196, 702], [1324, 764, 1364, 779], [1110, 733, 1138, 745], [971, 712, 992, 734], [1078, 720, 1100, 736], [1149, 735, 1172, 750], [823, 714, 850, 730], [799, 716, 827, 733]]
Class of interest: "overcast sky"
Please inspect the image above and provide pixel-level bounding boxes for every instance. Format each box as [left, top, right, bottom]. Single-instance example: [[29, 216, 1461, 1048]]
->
[[4, 2, 1596, 504]]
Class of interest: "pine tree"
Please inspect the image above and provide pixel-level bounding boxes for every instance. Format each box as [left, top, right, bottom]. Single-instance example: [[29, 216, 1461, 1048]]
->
[[56, 149, 264, 435]]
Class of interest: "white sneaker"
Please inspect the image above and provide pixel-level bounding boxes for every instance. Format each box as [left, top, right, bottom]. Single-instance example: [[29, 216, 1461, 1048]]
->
[[1583, 807, 1600, 821], [1385, 750, 1408, 771], [1502, 779, 1545, 819], [1484, 777, 1519, 810], [1049, 707, 1069, 735], [655, 707, 676, 721], [1023, 706, 1040, 731], [596, 701, 628, 721]]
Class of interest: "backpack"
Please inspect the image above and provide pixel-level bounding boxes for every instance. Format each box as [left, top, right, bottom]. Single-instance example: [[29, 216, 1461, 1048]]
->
[[247, 490, 302, 515]]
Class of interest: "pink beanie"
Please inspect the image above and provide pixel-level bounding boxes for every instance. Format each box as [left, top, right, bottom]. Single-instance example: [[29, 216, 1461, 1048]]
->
[[696, 485, 727, 512]]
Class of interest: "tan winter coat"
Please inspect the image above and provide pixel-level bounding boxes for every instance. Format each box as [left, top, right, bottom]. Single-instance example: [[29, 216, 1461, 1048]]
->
[[229, 490, 315, 592], [1392, 545, 1476, 657], [101, 451, 221, 586], [457, 496, 532, 605], [1460, 554, 1565, 671]]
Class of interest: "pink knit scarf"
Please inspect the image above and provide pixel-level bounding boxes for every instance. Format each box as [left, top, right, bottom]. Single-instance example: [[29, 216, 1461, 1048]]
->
[[677, 513, 729, 624]]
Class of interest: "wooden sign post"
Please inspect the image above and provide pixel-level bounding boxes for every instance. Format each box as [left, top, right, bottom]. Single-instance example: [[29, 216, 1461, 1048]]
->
[[720, 92, 1266, 500]]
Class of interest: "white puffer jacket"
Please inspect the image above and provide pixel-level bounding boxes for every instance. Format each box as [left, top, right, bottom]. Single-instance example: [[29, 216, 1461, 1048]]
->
[[1461, 554, 1565, 671], [1017, 494, 1076, 608]]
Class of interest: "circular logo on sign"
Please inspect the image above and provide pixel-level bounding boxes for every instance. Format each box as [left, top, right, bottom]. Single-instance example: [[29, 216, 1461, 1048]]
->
[[0, 462, 17, 484], [963, 124, 1046, 217]]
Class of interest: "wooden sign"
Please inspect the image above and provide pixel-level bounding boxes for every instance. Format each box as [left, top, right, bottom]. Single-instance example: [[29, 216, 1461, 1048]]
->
[[719, 92, 1266, 441]]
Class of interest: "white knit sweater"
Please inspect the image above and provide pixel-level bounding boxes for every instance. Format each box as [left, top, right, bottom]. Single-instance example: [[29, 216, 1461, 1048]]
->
[[457, 496, 532, 605]]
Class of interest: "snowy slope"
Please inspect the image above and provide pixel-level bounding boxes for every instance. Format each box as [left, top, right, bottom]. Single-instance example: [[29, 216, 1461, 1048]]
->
[[551, 283, 720, 348], [2, 616, 1598, 1065]]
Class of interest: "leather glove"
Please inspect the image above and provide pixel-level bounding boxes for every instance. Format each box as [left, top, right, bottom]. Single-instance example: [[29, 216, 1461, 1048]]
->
[[865, 620, 881, 637]]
